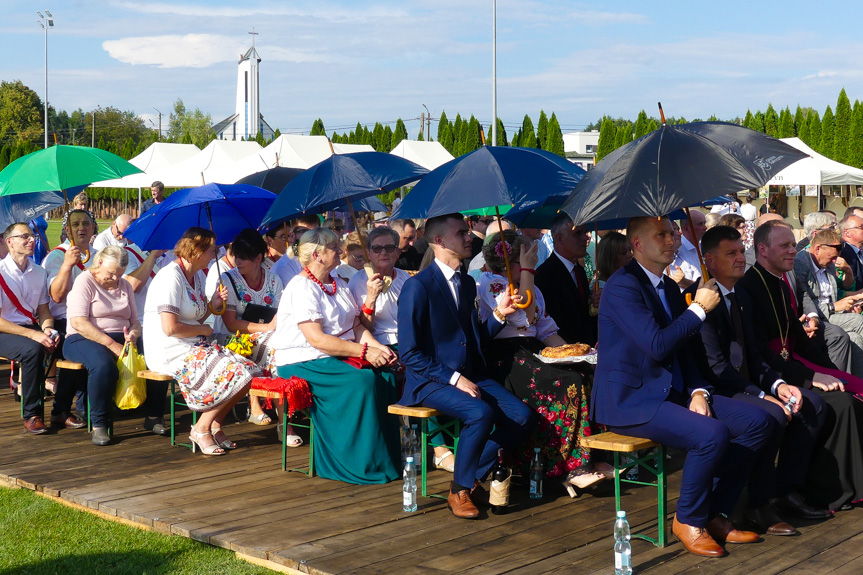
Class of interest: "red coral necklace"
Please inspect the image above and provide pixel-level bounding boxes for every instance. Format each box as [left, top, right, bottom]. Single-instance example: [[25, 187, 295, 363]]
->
[[303, 266, 336, 295]]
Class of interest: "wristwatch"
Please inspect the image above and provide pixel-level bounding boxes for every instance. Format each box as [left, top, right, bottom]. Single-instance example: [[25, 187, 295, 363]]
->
[[692, 390, 713, 406], [827, 302, 836, 315]]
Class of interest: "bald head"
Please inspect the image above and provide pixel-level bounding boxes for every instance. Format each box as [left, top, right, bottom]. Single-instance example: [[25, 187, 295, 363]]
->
[[485, 219, 514, 237], [756, 213, 784, 228], [113, 214, 133, 241], [680, 210, 707, 243]]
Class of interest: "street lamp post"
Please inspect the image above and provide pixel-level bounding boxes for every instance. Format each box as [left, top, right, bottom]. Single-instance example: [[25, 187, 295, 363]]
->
[[422, 104, 431, 141], [36, 10, 54, 149]]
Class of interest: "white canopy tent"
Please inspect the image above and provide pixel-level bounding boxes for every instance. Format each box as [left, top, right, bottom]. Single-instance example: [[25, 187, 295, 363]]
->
[[156, 140, 263, 187], [88, 142, 201, 189], [388, 140, 454, 171], [767, 137, 863, 186]]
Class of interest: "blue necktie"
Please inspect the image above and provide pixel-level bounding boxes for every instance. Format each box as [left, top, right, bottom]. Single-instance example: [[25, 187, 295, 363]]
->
[[451, 270, 462, 309], [656, 280, 673, 321], [656, 279, 684, 392]]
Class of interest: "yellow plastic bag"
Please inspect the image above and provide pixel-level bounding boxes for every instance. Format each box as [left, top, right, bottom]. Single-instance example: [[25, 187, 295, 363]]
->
[[115, 343, 147, 410]]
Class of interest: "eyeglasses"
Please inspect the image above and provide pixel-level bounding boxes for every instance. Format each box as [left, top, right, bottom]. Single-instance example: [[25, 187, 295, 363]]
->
[[370, 244, 398, 254], [6, 234, 35, 241], [824, 242, 846, 250], [845, 226, 863, 232], [351, 254, 367, 262], [817, 224, 837, 231]]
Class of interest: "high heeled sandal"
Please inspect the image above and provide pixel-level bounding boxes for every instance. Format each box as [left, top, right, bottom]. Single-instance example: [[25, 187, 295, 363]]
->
[[248, 412, 272, 426], [276, 423, 303, 447], [189, 428, 226, 456], [211, 426, 237, 449], [562, 470, 606, 498]]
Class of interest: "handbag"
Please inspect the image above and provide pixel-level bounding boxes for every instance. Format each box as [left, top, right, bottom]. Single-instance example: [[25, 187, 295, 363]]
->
[[225, 272, 277, 324]]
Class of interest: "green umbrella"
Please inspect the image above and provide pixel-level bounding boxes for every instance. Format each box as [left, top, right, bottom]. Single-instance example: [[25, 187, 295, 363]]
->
[[0, 145, 142, 197], [461, 204, 511, 217]]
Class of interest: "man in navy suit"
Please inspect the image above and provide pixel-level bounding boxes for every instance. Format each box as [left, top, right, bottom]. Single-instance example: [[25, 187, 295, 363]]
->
[[592, 216, 772, 557], [398, 213, 534, 519], [698, 225, 829, 535], [840, 213, 863, 291]]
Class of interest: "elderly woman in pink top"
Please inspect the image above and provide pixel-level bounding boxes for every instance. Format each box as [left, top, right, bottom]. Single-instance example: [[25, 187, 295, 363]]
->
[[63, 245, 141, 446]]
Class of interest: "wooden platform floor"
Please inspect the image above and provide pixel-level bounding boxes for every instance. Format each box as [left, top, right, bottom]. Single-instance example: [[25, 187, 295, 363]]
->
[[2, 379, 863, 574]]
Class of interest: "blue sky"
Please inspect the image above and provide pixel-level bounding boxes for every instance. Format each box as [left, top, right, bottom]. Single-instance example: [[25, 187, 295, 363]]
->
[[2, 0, 862, 139]]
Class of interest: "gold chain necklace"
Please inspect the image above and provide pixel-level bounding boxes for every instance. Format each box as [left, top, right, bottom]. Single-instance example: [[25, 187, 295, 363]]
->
[[753, 266, 791, 360]]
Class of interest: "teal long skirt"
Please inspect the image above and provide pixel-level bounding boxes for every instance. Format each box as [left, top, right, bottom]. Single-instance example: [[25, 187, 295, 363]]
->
[[276, 356, 401, 484]]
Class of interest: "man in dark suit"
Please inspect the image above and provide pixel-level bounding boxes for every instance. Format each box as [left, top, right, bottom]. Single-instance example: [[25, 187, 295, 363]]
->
[[398, 213, 534, 519], [840, 214, 863, 291], [390, 218, 422, 271], [535, 212, 598, 345], [592, 216, 772, 557], [699, 225, 829, 534]]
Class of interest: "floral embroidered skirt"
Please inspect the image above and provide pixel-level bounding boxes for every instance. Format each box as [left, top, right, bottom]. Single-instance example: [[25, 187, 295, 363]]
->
[[486, 337, 593, 480], [173, 341, 261, 412]]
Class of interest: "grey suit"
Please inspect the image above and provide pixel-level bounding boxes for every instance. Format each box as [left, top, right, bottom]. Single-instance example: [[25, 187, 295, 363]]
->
[[793, 250, 863, 375]]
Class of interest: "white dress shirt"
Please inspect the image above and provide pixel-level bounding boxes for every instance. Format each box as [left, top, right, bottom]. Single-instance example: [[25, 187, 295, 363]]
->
[[672, 236, 703, 282]]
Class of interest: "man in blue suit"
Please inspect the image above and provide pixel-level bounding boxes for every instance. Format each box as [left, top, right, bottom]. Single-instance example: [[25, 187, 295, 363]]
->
[[398, 213, 534, 519], [592, 216, 773, 557]]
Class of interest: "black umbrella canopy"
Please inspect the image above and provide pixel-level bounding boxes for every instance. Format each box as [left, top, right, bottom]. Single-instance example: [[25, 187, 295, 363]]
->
[[235, 166, 305, 194], [561, 121, 809, 226]]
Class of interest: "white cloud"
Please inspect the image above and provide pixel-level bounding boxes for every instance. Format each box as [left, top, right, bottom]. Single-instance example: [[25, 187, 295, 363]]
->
[[102, 34, 329, 68]]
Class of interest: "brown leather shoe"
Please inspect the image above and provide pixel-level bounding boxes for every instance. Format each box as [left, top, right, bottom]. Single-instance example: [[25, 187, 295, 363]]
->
[[471, 480, 490, 507], [50, 412, 86, 429], [705, 514, 760, 544], [447, 486, 480, 519], [23, 416, 48, 435], [672, 514, 725, 557], [743, 505, 797, 536]]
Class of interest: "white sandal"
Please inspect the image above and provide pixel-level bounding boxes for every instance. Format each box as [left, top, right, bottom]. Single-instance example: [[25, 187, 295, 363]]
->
[[189, 428, 226, 456], [433, 450, 455, 472], [276, 423, 304, 448]]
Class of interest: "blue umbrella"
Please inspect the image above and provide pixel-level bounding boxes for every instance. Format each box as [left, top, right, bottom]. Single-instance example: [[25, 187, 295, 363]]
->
[[259, 152, 428, 230], [390, 146, 586, 220], [125, 183, 276, 250], [0, 187, 82, 231]]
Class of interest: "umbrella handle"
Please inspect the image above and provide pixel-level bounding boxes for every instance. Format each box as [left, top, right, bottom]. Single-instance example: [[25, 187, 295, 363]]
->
[[80, 249, 91, 264], [511, 286, 533, 310], [209, 298, 226, 316]]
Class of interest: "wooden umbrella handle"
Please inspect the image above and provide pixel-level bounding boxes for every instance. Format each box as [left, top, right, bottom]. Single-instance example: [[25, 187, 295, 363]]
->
[[513, 287, 533, 309], [209, 297, 226, 316]]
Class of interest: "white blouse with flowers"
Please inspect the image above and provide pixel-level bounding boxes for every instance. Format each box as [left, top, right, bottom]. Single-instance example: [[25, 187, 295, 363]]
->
[[221, 267, 284, 317], [477, 271, 559, 341]]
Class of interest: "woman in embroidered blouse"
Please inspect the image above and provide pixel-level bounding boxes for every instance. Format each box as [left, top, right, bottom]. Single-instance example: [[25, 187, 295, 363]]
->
[[220, 228, 286, 433], [64, 246, 141, 446], [478, 230, 605, 494], [143, 227, 260, 456], [272, 228, 402, 484]]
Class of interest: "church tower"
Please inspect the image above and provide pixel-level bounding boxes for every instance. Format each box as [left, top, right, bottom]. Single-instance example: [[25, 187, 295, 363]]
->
[[212, 30, 274, 141]]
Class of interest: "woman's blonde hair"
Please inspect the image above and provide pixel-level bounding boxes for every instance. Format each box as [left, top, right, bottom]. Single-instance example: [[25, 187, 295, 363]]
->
[[92, 245, 129, 270], [174, 227, 216, 261], [297, 227, 339, 266], [341, 231, 367, 262]]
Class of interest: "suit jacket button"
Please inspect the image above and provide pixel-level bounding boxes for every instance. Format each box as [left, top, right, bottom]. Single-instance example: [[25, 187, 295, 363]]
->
[[460, 341, 466, 346], [663, 388, 668, 393]]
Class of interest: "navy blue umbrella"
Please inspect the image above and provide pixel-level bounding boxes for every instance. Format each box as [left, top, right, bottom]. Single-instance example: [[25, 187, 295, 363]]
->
[[560, 121, 808, 227], [125, 183, 276, 250], [0, 188, 78, 231], [391, 146, 586, 220], [259, 152, 428, 230], [506, 193, 736, 230], [234, 166, 304, 193]]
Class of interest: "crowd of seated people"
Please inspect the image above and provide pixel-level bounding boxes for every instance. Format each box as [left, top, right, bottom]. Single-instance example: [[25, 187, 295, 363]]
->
[[7, 189, 863, 557]]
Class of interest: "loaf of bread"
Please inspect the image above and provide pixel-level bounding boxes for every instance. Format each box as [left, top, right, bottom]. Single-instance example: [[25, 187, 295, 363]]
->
[[540, 343, 592, 358]]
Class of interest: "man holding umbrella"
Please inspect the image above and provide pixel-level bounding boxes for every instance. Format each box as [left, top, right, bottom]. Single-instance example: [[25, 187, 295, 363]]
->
[[592, 216, 773, 557]]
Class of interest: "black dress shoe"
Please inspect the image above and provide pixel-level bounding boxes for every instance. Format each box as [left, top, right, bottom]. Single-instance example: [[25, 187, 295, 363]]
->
[[771, 492, 832, 520], [143, 416, 169, 436], [91, 427, 111, 446], [743, 505, 798, 536]]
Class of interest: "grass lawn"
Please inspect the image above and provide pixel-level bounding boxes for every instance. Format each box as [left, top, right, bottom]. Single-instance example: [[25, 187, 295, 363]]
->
[[0, 486, 279, 575]]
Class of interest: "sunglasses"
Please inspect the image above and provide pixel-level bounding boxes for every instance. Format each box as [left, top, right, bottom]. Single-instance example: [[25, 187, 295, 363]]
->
[[370, 244, 398, 254]]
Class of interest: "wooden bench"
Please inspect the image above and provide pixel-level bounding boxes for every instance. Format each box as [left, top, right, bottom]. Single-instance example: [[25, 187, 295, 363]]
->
[[582, 432, 667, 547], [387, 404, 461, 499], [138, 370, 194, 450], [249, 388, 314, 476]]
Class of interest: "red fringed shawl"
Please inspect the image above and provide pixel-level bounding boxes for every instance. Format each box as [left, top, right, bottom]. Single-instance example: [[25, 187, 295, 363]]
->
[[250, 376, 313, 416]]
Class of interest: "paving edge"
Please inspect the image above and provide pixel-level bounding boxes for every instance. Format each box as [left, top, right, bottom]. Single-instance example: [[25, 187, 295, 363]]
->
[[3, 481, 298, 575]]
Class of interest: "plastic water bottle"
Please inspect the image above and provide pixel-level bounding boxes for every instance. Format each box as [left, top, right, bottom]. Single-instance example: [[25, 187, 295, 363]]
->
[[400, 426, 411, 467], [410, 423, 422, 468], [403, 457, 418, 512], [614, 510, 632, 575], [529, 448, 543, 499]]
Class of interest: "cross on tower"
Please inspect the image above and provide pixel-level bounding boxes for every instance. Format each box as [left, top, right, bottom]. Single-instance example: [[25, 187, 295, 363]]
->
[[249, 27, 258, 48]]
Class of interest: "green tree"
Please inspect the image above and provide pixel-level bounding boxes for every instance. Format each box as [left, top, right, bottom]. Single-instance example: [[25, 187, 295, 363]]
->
[[742, 110, 754, 130], [545, 113, 565, 156], [272, 128, 281, 140], [646, 119, 659, 133], [596, 116, 616, 161], [850, 100, 863, 169], [793, 106, 806, 136], [0, 80, 44, 145], [536, 110, 548, 149], [417, 131, 424, 141], [820, 105, 834, 157], [391, 119, 408, 150], [495, 118, 508, 146], [167, 99, 213, 148], [633, 110, 649, 139], [833, 88, 852, 163], [805, 111, 820, 150], [310, 118, 326, 136], [764, 104, 779, 137], [614, 123, 629, 149], [520, 115, 537, 148], [750, 111, 765, 133], [466, 116, 483, 153], [798, 114, 811, 145], [778, 107, 795, 138]]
